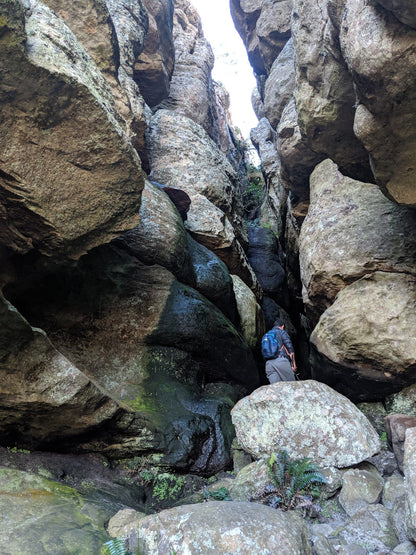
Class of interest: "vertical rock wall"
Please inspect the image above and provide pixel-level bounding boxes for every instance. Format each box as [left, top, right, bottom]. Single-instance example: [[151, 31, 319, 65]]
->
[[0, 0, 264, 473], [231, 0, 416, 401]]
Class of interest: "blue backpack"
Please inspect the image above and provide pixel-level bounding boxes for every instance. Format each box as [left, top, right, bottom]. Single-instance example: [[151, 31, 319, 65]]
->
[[261, 329, 288, 360]]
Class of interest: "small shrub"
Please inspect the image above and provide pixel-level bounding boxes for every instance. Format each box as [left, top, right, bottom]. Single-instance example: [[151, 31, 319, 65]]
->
[[203, 486, 231, 501], [251, 450, 326, 514], [103, 537, 128, 555]]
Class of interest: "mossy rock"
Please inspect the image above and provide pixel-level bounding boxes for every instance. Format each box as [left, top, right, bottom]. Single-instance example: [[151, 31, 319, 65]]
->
[[0, 467, 110, 554]]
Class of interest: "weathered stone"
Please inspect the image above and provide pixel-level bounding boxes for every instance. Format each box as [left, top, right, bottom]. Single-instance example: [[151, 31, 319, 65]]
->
[[392, 542, 416, 555], [386, 414, 416, 473], [16, 245, 258, 469], [161, 0, 220, 142], [231, 380, 380, 467], [231, 275, 265, 348], [386, 385, 416, 418], [277, 98, 323, 200], [107, 508, 146, 538], [263, 39, 295, 130], [250, 118, 287, 238], [146, 109, 247, 246], [320, 466, 343, 500], [356, 402, 388, 437], [376, 0, 416, 28], [132, 501, 312, 554], [231, 438, 253, 474], [403, 427, 416, 541], [292, 0, 372, 182], [0, 0, 144, 260], [247, 226, 287, 304], [300, 159, 416, 323], [310, 272, 416, 402], [383, 473, 406, 510], [228, 459, 270, 502], [333, 504, 399, 552], [339, 469, 384, 516], [366, 451, 399, 478], [185, 194, 261, 297], [230, 0, 292, 75], [187, 234, 238, 322], [135, 0, 175, 106], [117, 181, 196, 286], [0, 467, 111, 554], [340, 0, 416, 206], [0, 291, 123, 448]]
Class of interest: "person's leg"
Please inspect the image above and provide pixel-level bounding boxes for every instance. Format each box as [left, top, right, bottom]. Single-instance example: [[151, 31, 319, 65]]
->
[[265, 359, 281, 383], [276, 358, 296, 381]]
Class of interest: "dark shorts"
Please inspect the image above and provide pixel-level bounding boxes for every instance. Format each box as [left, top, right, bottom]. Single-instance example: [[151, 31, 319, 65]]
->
[[265, 357, 295, 384]]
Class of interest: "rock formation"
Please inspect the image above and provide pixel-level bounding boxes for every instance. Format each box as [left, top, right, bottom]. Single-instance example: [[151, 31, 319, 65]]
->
[[0, 0, 261, 476]]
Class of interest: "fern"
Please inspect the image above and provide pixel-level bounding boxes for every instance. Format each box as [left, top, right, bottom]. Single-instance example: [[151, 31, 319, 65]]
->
[[255, 450, 326, 512], [103, 537, 128, 555]]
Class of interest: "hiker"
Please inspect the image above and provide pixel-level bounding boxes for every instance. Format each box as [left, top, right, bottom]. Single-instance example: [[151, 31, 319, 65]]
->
[[262, 318, 297, 384]]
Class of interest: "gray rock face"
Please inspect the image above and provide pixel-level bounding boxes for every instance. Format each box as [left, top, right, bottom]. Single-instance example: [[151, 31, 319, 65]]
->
[[386, 415, 416, 473], [135, 0, 175, 106], [300, 159, 416, 323], [334, 504, 399, 552], [185, 193, 261, 297], [146, 109, 247, 247], [0, 0, 144, 260], [310, 272, 416, 401], [187, 234, 238, 322], [118, 180, 196, 287], [162, 0, 220, 142], [230, 0, 292, 75], [377, 0, 416, 28], [133, 501, 312, 554], [0, 291, 121, 447], [404, 427, 416, 542], [263, 39, 295, 130], [340, 0, 416, 206], [231, 380, 380, 467], [339, 469, 384, 516], [292, 0, 372, 182]]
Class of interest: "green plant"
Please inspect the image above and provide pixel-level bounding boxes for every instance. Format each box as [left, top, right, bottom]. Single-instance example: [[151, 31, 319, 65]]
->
[[152, 473, 186, 502], [103, 537, 128, 555], [203, 486, 231, 501], [380, 431, 387, 442], [251, 450, 326, 513]]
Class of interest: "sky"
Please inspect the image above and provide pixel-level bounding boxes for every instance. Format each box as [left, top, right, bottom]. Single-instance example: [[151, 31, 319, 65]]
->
[[189, 0, 259, 140]]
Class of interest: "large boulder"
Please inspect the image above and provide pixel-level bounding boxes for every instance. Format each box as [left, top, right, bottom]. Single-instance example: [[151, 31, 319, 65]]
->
[[277, 98, 323, 200], [130, 501, 312, 554], [340, 0, 416, 206], [187, 234, 238, 322], [6, 244, 258, 470], [231, 380, 380, 467], [247, 226, 287, 305], [0, 0, 144, 260], [0, 291, 122, 447], [310, 272, 416, 401], [231, 275, 265, 349], [404, 427, 416, 541], [230, 0, 292, 75], [146, 109, 247, 246], [292, 0, 372, 182], [118, 180, 196, 287], [376, 0, 416, 28], [333, 504, 399, 552], [300, 159, 416, 323], [0, 467, 111, 555], [250, 118, 288, 238], [185, 194, 261, 298], [263, 39, 295, 130], [164, 0, 219, 142], [135, 0, 175, 106]]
